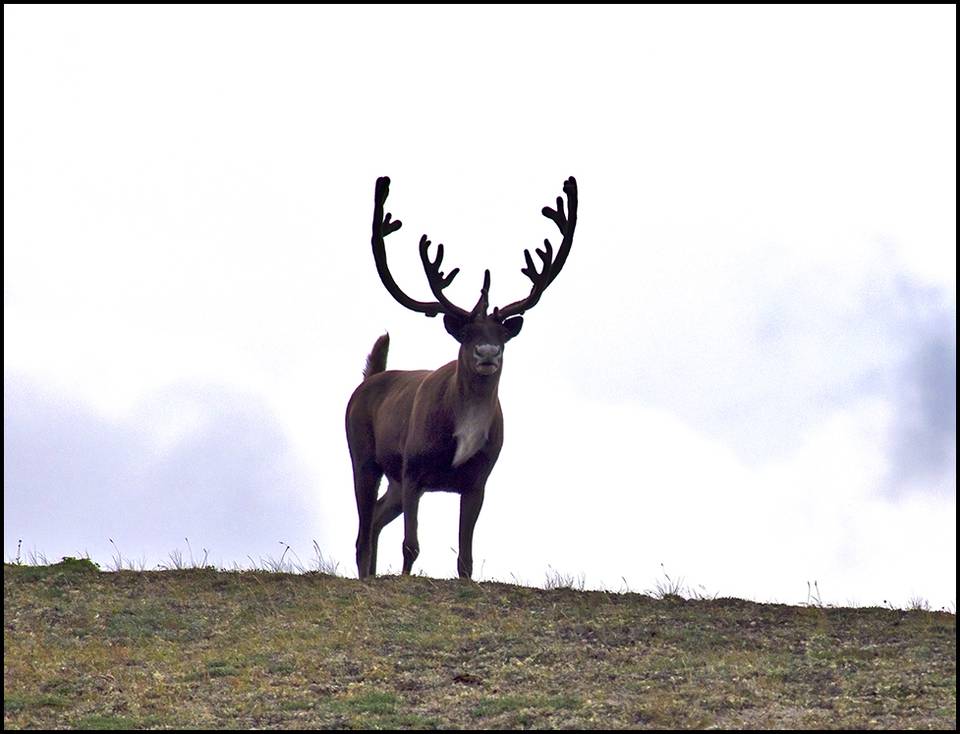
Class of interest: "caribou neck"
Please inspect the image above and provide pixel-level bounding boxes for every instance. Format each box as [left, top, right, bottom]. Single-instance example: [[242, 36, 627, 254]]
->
[[455, 360, 500, 404], [450, 361, 500, 467]]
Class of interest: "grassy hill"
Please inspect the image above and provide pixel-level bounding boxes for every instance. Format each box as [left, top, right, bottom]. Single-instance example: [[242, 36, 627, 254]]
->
[[4, 559, 956, 729]]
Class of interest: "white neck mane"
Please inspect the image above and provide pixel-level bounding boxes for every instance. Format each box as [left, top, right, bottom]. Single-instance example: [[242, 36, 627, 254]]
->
[[452, 400, 496, 467]]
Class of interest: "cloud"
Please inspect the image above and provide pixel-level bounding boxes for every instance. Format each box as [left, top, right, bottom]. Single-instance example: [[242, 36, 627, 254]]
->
[[4, 377, 319, 567], [887, 323, 957, 494], [555, 241, 956, 497]]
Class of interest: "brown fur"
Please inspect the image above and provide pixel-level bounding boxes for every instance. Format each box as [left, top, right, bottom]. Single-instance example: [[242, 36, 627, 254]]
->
[[346, 322, 509, 579]]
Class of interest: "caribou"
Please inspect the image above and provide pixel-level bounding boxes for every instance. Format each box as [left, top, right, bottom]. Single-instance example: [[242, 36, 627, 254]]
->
[[345, 176, 578, 579]]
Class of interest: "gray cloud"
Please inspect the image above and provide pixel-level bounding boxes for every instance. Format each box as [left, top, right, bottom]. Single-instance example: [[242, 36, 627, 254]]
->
[[887, 319, 957, 493], [4, 377, 318, 566], [563, 249, 956, 497]]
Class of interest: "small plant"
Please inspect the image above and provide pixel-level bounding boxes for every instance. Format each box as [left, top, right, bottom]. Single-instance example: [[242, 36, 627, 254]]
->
[[155, 540, 213, 571], [26, 547, 49, 566], [184, 538, 210, 569], [544, 565, 586, 591], [124, 555, 148, 572], [5, 538, 27, 565], [638, 564, 717, 601], [312, 540, 340, 576], [108, 539, 126, 572], [50, 557, 100, 574], [255, 542, 302, 574], [164, 548, 185, 571], [806, 580, 824, 608], [648, 563, 685, 600], [687, 583, 719, 601]]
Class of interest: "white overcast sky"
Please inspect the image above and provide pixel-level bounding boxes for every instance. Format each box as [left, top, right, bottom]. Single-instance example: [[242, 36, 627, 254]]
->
[[4, 5, 956, 608]]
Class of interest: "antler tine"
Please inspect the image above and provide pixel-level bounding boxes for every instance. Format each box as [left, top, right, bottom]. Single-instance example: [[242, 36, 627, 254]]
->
[[419, 236, 472, 320], [542, 176, 577, 286], [521, 239, 554, 283], [494, 177, 577, 321], [470, 269, 491, 318], [371, 177, 443, 318]]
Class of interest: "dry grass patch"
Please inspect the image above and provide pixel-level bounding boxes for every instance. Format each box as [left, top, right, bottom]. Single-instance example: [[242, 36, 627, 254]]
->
[[4, 561, 956, 729]]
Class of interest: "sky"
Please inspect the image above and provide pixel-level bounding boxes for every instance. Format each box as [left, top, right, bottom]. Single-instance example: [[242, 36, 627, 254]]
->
[[4, 5, 956, 608]]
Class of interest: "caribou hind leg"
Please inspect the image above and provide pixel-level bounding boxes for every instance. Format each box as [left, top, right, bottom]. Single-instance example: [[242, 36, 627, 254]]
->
[[369, 479, 403, 576], [401, 474, 423, 575], [352, 460, 382, 579]]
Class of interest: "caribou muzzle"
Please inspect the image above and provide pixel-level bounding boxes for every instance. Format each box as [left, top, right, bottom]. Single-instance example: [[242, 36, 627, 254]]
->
[[474, 343, 502, 374]]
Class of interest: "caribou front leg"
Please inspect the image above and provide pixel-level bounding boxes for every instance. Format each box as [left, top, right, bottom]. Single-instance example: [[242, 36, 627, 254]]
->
[[457, 486, 485, 579]]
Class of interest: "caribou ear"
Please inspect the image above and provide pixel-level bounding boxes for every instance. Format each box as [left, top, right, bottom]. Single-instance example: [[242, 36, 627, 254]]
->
[[444, 313, 468, 342], [502, 316, 524, 341]]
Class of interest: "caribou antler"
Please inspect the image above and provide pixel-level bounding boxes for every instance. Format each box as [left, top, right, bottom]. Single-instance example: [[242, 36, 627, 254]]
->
[[372, 176, 492, 320], [372, 177, 443, 317], [494, 176, 578, 321], [372, 176, 576, 323]]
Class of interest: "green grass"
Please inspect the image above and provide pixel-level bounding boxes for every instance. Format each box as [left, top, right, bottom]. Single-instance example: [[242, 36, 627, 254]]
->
[[4, 562, 956, 729]]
